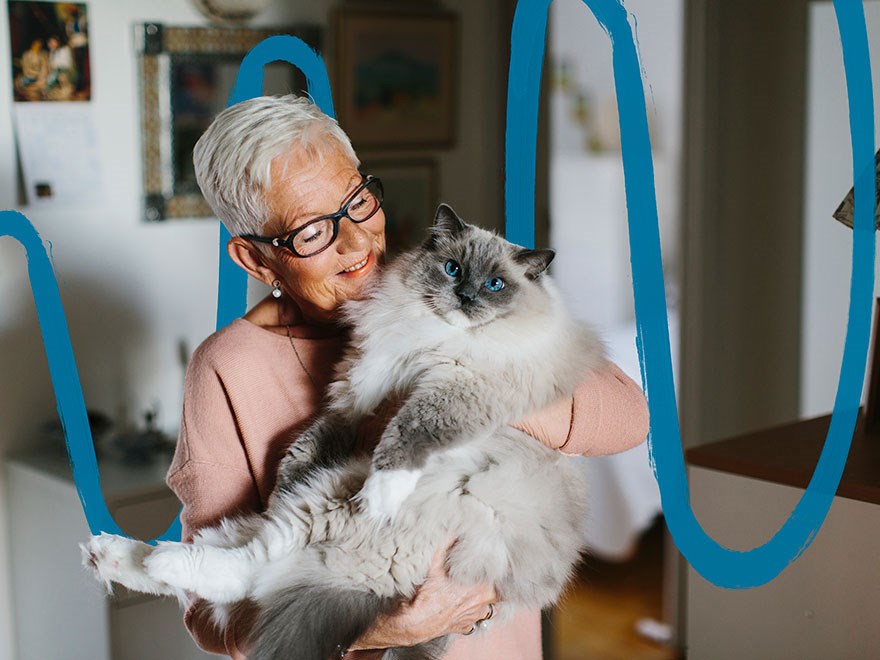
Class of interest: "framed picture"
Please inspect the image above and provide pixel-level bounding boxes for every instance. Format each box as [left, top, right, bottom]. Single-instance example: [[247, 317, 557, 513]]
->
[[832, 147, 880, 230], [8, 1, 91, 102], [334, 10, 457, 149], [136, 23, 320, 221], [362, 159, 439, 256]]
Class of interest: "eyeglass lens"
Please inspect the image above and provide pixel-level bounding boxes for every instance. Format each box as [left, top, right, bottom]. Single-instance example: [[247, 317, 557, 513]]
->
[[291, 178, 382, 256]]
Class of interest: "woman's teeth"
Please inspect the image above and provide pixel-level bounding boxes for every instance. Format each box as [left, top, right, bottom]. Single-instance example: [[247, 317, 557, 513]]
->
[[342, 255, 369, 273]]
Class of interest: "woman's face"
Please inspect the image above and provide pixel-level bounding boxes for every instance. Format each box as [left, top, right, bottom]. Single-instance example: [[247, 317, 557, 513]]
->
[[262, 146, 386, 324]]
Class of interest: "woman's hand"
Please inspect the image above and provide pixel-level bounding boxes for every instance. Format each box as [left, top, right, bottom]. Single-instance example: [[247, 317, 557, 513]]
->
[[348, 541, 498, 652], [513, 395, 574, 450]]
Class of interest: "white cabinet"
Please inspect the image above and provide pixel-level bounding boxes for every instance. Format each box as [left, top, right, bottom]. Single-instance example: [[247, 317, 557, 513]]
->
[[6, 450, 217, 660], [686, 467, 880, 659], [685, 415, 880, 659]]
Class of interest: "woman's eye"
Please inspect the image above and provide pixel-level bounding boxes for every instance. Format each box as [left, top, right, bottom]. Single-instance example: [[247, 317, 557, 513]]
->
[[484, 277, 505, 292], [349, 195, 367, 212], [299, 224, 325, 244], [444, 260, 461, 277]]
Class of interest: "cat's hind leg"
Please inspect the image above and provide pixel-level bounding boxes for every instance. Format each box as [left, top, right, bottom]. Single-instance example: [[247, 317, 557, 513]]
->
[[81, 533, 176, 597], [192, 512, 263, 549], [143, 542, 255, 604]]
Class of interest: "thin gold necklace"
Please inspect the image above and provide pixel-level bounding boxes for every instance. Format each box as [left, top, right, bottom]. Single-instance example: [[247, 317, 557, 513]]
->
[[285, 324, 318, 390], [281, 297, 319, 390]]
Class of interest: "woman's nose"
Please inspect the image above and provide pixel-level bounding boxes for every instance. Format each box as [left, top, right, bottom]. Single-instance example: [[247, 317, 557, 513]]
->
[[336, 217, 371, 253]]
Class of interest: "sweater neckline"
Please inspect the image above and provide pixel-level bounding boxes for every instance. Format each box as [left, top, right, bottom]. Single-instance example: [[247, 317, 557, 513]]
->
[[232, 317, 348, 342]]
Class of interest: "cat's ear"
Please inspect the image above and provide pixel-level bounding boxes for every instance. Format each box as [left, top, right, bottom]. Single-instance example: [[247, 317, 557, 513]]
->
[[515, 248, 555, 280], [433, 204, 467, 237], [423, 204, 467, 249]]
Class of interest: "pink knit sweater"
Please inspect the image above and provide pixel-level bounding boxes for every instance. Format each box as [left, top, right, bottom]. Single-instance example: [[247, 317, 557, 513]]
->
[[166, 318, 649, 659]]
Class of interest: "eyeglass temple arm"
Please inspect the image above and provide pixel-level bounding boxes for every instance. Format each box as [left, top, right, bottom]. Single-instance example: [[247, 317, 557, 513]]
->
[[240, 234, 278, 245]]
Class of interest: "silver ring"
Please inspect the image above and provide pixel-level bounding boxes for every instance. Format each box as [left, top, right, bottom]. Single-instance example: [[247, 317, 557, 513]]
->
[[464, 603, 496, 636]]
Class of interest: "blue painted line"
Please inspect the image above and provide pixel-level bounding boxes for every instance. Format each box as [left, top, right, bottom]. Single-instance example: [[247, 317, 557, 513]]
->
[[4, 1, 873, 583], [0, 35, 333, 544], [217, 36, 336, 331], [505, 0, 874, 587], [0, 211, 148, 538]]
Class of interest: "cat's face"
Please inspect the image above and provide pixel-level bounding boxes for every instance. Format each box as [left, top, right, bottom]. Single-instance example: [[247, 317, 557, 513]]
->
[[412, 205, 555, 329]]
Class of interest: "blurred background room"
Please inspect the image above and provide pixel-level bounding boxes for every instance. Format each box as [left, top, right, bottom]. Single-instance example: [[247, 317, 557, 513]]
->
[[2, 1, 880, 659]]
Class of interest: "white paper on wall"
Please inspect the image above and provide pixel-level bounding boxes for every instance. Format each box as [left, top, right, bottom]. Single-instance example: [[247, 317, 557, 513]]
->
[[12, 102, 103, 206]]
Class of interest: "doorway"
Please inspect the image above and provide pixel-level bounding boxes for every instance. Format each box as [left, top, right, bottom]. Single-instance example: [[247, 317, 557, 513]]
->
[[546, 1, 683, 657]]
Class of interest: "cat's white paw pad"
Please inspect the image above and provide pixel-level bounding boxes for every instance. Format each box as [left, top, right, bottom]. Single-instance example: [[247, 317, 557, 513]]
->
[[357, 469, 422, 521], [81, 533, 150, 590]]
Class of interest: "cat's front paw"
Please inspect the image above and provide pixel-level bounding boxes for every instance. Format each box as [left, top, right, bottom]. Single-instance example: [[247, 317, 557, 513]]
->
[[81, 533, 170, 595], [275, 445, 317, 493], [356, 468, 422, 522]]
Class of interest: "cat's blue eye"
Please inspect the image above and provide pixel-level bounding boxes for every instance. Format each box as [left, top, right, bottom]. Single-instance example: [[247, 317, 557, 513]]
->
[[485, 277, 505, 292], [445, 260, 461, 278]]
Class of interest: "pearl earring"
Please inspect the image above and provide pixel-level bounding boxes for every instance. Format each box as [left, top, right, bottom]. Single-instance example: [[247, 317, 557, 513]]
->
[[272, 279, 282, 298]]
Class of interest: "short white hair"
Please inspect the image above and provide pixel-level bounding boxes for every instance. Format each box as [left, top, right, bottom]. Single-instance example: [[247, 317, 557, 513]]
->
[[193, 94, 359, 237]]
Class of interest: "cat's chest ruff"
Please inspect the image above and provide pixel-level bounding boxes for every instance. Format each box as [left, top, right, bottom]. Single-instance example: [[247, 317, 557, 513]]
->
[[346, 317, 457, 414]]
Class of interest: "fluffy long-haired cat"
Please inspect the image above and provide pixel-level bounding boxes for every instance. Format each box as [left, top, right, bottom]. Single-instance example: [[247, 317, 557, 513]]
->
[[82, 204, 605, 660]]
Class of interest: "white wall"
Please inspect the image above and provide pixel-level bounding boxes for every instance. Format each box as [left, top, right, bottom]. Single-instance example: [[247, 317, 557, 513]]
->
[[550, 0, 683, 158], [0, 1, 503, 657], [548, 0, 683, 330], [801, 1, 880, 418]]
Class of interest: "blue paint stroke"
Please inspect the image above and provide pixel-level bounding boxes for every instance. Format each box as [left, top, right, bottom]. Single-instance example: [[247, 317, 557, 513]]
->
[[0, 211, 182, 541], [216, 36, 336, 330], [0, 35, 334, 544], [506, 0, 874, 587]]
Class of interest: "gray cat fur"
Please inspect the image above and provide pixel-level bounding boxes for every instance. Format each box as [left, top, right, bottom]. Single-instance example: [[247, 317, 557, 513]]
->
[[83, 204, 604, 660]]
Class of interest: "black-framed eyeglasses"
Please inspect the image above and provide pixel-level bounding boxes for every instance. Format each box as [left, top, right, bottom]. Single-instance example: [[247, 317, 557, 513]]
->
[[242, 175, 384, 258]]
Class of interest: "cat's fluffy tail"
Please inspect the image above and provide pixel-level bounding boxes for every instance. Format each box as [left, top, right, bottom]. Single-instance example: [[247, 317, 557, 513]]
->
[[247, 584, 393, 660]]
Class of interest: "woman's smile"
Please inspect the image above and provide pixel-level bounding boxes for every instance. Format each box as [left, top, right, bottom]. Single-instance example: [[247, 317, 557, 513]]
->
[[338, 251, 375, 277]]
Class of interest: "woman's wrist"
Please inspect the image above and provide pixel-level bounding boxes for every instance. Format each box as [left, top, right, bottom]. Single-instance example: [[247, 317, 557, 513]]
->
[[347, 610, 408, 651], [513, 394, 575, 449]]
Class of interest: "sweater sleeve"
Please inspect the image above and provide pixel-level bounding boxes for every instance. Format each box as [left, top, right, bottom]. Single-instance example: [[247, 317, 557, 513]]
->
[[165, 349, 262, 658], [558, 360, 650, 456]]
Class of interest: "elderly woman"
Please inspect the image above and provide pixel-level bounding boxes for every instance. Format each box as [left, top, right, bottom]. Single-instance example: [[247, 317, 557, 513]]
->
[[167, 94, 649, 660]]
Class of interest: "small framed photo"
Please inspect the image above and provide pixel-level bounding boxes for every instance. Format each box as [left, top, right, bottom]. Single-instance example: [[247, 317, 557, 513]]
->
[[361, 159, 439, 256], [334, 10, 457, 149], [8, 1, 91, 102]]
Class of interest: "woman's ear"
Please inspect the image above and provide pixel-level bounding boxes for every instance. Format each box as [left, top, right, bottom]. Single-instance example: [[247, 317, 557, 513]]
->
[[227, 237, 276, 286]]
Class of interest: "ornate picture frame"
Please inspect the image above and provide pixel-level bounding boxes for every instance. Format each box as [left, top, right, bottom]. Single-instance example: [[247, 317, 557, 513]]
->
[[136, 23, 320, 222]]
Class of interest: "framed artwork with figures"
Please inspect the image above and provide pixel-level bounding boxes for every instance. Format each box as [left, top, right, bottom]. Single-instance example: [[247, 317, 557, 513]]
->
[[8, 1, 91, 102]]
